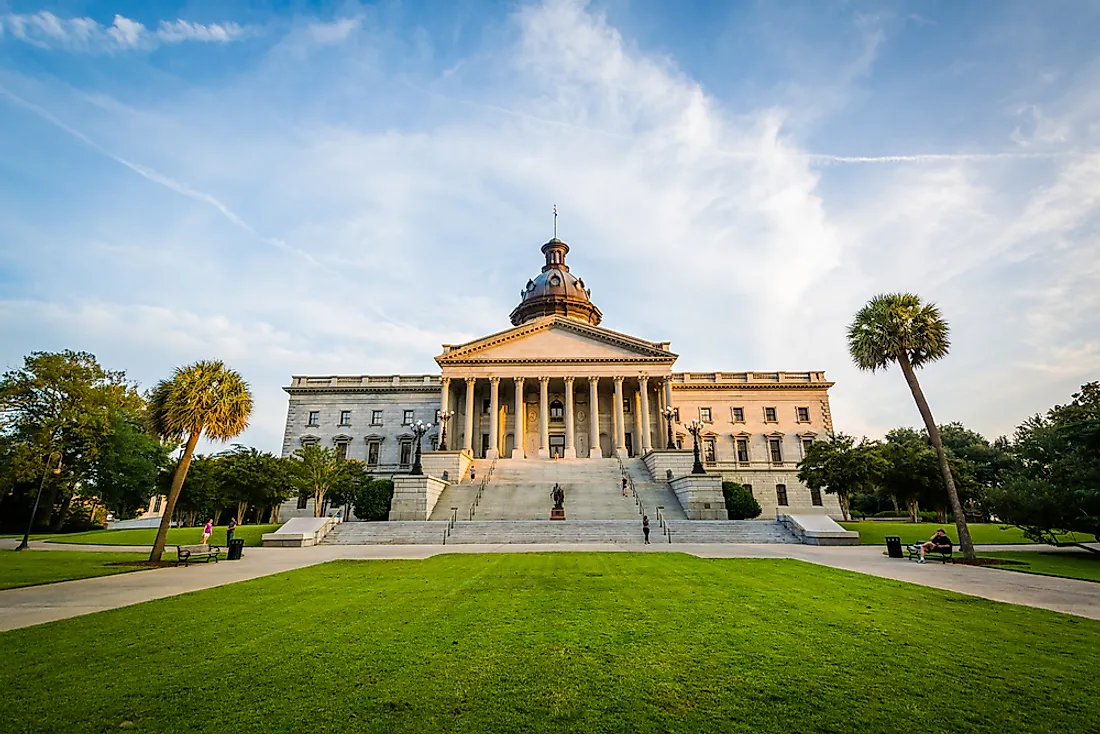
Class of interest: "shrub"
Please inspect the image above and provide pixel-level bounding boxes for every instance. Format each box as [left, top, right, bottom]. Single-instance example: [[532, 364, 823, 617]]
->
[[722, 482, 761, 520], [353, 479, 395, 521]]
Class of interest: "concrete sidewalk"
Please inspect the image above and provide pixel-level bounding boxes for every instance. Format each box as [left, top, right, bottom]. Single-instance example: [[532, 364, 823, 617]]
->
[[1, 543, 1098, 632]]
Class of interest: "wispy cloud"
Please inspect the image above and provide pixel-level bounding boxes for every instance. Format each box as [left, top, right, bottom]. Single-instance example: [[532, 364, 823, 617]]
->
[[0, 11, 247, 52]]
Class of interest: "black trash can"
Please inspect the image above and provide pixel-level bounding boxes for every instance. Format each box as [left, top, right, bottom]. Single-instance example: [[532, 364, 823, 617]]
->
[[227, 538, 245, 561], [885, 535, 903, 559]]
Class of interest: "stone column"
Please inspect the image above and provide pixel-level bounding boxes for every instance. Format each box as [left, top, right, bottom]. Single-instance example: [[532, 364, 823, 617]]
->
[[613, 376, 627, 458], [664, 378, 673, 416], [639, 376, 652, 453], [487, 377, 500, 459], [588, 377, 600, 459], [439, 377, 451, 450], [563, 376, 576, 459], [538, 376, 550, 459], [463, 378, 475, 453], [512, 377, 525, 459]]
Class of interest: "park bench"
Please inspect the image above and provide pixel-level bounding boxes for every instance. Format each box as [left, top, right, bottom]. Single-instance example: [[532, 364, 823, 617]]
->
[[906, 543, 953, 564], [176, 544, 221, 566]]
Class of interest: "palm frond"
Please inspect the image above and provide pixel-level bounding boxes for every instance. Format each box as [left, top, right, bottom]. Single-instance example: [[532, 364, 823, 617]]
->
[[847, 292, 951, 372]]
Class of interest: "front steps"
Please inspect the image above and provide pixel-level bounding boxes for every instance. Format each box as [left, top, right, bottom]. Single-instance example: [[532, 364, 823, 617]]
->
[[323, 519, 798, 545]]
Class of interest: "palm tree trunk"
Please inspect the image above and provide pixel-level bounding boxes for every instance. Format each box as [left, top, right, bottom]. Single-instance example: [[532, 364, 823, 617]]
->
[[896, 352, 976, 560], [150, 431, 201, 562]]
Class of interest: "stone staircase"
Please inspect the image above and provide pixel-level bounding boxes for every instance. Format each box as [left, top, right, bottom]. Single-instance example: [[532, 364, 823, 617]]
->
[[323, 519, 797, 544]]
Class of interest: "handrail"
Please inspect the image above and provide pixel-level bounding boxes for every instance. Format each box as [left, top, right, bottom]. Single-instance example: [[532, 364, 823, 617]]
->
[[467, 457, 498, 521]]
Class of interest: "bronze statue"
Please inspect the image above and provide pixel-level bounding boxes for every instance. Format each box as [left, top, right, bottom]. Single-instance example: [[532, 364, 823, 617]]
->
[[550, 483, 565, 510]]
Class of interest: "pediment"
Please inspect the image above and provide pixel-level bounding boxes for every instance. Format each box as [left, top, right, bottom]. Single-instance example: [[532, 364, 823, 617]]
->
[[437, 317, 676, 364]]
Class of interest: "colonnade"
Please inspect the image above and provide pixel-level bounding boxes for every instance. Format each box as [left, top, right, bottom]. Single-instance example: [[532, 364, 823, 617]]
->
[[439, 375, 674, 459]]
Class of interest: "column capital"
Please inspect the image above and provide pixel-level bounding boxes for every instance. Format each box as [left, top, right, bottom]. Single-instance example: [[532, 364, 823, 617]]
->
[[489, 376, 500, 384], [613, 375, 625, 384], [563, 375, 575, 384], [638, 375, 649, 386], [539, 375, 551, 384], [513, 376, 525, 383], [441, 376, 450, 385]]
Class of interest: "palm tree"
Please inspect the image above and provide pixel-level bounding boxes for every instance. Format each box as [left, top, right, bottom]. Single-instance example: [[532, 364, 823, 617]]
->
[[146, 361, 252, 562], [847, 293, 976, 560]]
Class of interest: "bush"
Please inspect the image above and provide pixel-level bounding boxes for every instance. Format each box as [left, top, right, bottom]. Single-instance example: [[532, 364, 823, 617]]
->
[[353, 479, 395, 521], [722, 482, 761, 520]]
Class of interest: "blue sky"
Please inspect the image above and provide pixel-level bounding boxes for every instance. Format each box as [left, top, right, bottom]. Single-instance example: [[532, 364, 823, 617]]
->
[[1, 0, 1097, 452]]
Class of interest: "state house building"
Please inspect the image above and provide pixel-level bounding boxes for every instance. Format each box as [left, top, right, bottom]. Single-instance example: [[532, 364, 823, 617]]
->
[[280, 237, 841, 519]]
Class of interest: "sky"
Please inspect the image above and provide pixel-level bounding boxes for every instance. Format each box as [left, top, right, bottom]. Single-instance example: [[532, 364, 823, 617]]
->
[[1, 0, 1097, 453]]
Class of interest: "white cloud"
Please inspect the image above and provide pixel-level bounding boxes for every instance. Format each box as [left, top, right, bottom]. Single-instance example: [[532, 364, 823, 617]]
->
[[0, 11, 246, 52]]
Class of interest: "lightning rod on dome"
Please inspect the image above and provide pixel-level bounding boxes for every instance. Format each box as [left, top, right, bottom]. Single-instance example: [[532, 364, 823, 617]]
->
[[553, 204, 558, 239]]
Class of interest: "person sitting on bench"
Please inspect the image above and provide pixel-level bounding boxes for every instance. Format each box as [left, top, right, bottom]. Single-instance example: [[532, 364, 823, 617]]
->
[[918, 529, 953, 563]]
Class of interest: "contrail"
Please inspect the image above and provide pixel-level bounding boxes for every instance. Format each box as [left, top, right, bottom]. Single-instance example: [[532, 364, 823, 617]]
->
[[809, 151, 1069, 164]]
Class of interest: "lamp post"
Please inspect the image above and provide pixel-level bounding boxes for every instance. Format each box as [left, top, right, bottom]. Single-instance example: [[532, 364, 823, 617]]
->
[[437, 410, 454, 451], [661, 406, 676, 450], [684, 419, 705, 474], [16, 450, 62, 551], [410, 420, 432, 476]]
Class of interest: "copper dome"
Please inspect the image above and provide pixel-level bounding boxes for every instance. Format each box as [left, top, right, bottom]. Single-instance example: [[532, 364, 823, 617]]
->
[[509, 238, 602, 326]]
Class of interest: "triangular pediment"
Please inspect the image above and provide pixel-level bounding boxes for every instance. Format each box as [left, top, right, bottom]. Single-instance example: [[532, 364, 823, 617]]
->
[[437, 317, 676, 364]]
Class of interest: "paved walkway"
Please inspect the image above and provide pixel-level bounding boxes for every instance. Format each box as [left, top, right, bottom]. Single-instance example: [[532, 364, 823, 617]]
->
[[2, 542, 1098, 632]]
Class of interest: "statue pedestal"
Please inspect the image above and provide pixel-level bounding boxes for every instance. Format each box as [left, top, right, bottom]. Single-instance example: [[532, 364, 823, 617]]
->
[[550, 508, 566, 521]]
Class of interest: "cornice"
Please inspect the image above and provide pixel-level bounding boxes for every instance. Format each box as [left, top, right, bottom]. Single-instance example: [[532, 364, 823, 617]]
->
[[671, 382, 835, 390], [284, 385, 443, 395]]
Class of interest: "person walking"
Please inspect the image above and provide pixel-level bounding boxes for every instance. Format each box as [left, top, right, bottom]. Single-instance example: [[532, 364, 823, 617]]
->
[[201, 518, 213, 545], [469, 465, 476, 482], [642, 515, 651, 544], [622, 476, 629, 497], [226, 517, 237, 547]]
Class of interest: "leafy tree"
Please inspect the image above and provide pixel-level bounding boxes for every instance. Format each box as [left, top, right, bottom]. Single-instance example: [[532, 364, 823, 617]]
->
[[797, 434, 888, 521], [147, 361, 253, 561], [215, 446, 295, 523], [353, 474, 395, 521], [986, 383, 1100, 552], [86, 409, 171, 519], [722, 482, 761, 520], [290, 444, 350, 518], [847, 293, 976, 559], [167, 455, 222, 528]]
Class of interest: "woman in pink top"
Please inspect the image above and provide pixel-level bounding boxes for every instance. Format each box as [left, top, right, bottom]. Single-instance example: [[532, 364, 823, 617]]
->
[[201, 519, 213, 544]]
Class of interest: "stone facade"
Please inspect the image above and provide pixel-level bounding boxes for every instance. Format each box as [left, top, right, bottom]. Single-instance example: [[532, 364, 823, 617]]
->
[[278, 236, 844, 521]]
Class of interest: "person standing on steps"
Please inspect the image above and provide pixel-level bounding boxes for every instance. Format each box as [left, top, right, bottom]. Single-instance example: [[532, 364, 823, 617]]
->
[[622, 476, 629, 497], [642, 515, 651, 544], [469, 465, 476, 482]]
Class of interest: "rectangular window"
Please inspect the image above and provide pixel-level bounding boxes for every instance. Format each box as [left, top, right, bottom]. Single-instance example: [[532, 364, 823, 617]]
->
[[366, 441, 380, 466], [403, 410, 414, 425], [152, 496, 162, 513], [810, 487, 823, 506], [307, 410, 319, 426], [769, 438, 783, 463], [434, 409, 441, 424], [371, 410, 383, 425], [339, 410, 351, 426], [623, 398, 632, 413], [743, 484, 753, 496], [673, 407, 680, 422], [675, 437, 683, 450], [335, 441, 348, 460], [736, 439, 749, 463], [482, 399, 491, 414], [776, 484, 789, 506], [297, 494, 308, 510], [399, 440, 413, 467], [700, 407, 712, 422], [732, 407, 744, 422], [703, 438, 716, 464], [301, 437, 319, 447], [802, 438, 814, 458], [797, 407, 810, 423], [764, 407, 777, 423]]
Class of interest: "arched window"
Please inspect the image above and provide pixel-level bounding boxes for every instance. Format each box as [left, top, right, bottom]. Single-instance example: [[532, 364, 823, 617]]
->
[[776, 484, 788, 507], [550, 400, 564, 422]]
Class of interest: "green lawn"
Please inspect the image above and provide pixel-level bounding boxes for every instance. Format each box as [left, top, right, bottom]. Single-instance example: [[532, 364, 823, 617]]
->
[[840, 521, 1048, 546], [44, 524, 280, 548], [981, 550, 1100, 583], [1, 554, 1098, 733], [0, 550, 155, 590]]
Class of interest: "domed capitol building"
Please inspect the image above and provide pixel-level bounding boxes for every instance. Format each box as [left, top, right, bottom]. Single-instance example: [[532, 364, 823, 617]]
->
[[279, 236, 844, 536]]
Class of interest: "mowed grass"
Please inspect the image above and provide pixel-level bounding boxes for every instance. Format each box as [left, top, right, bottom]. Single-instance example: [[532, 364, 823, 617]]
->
[[840, 521, 1042, 546], [0, 550, 154, 590], [2, 554, 1098, 734], [45, 524, 280, 548], [981, 550, 1100, 583]]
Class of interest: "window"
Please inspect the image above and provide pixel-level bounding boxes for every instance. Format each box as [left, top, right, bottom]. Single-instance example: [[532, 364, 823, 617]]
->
[[371, 410, 383, 426], [623, 398, 632, 413], [768, 438, 783, 463], [399, 439, 413, 467], [430, 435, 439, 450], [797, 406, 810, 422], [366, 441, 380, 467], [152, 496, 162, 513], [339, 410, 351, 426], [307, 410, 319, 426], [550, 400, 564, 422], [743, 484, 753, 496], [699, 407, 712, 422], [776, 484, 788, 506], [297, 494, 308, 510], [802, 438, 814, 458], [673, 407, 680, 422], [434, 409, 441, 423], [764, 407, 777, 423], [736, 438, 749, 463], [675, 437, 683, 449], [810, 487, 823, 506], [301, 437, 319, 447], [703, 438, 716, 464], [334, 440, 349, 460], [403, 410, 414, 425], [482, 399, 491, 414], [732, 407, 744, 422]]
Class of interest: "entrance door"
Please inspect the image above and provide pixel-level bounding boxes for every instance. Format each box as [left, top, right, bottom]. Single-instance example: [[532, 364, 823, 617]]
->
[[480, 434, 490, 458], [549, 435, 565, 459], [599, 432, 611, 458], [504, 433, 515, 457], [625, 432, 634, 458]]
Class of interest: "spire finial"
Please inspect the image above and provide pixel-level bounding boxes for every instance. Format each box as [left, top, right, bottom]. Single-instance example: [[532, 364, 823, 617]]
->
[[553, 204, 558, 239]]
